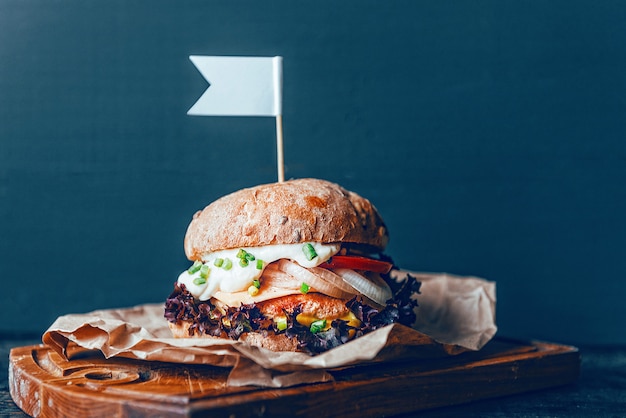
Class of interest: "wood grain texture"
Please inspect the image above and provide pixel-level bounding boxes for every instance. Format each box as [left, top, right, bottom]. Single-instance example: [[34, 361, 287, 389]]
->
[[9, 338, 580, 417]]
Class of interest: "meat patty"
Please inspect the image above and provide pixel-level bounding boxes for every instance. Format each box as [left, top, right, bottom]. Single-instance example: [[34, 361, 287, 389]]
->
[[256, 293, 350, 319]]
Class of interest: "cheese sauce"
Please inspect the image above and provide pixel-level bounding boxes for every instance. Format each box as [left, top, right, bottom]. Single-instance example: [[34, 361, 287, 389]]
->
[[177, 242, 340, 301]]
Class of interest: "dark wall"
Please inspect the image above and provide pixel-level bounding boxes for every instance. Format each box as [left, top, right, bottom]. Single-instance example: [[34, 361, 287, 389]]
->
[[1, 1, 624, 344]]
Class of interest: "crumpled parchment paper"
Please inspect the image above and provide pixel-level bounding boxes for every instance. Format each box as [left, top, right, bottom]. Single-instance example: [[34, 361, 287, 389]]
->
[[42, 271, 497, 387]]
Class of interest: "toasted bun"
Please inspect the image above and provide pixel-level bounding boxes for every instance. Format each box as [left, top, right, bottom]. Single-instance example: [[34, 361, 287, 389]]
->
[[184, 178, 388, 260], [168, 321, 299, 351]]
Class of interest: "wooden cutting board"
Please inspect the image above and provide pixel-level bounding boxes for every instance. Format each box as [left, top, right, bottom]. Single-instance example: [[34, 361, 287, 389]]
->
[[9, 338, 579, 417]]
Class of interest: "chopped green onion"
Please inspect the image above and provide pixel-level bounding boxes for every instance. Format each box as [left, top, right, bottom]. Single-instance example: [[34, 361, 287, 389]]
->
[[256, 259, 264, 270], [253, 279, 261, 289], [200, 264, 210, 279], [236, 248, 255, 261], [236, 249, 256, 264], [187, 260, 203, 274], [193, 277, 207, 286], [310, 319, 327, 334], [213, 258, 224, 267], [300, 282, 310, 294], [302, 243, 318, 261], [247, 285, 259, 296], [276, 317, 288, 331], [222, 258, 232, 270]]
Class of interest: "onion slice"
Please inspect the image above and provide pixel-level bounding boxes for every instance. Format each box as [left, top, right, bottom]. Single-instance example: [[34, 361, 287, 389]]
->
[[275, 260, 354, 299], [261, 265, 302, 290], [334, 268, 393, 306], [309, 267, 358, 295]]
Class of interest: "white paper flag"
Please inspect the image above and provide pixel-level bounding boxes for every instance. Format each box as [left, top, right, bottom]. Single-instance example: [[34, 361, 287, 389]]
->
[[187, 56, 283, 117]]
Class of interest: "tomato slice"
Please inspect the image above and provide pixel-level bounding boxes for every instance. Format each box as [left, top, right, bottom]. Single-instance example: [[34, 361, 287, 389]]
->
[[319, 255, 393, 274]]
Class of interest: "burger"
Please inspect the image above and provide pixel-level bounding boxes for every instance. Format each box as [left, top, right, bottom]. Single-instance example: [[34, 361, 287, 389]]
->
[[164, 178, 421, 354]]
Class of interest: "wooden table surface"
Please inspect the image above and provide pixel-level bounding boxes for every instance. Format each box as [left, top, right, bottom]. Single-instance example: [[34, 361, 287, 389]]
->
[[2, 335, 625, 417]]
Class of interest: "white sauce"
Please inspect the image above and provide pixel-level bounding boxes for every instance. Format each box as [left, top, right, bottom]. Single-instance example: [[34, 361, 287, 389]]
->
[[177, 242, 340, 301]]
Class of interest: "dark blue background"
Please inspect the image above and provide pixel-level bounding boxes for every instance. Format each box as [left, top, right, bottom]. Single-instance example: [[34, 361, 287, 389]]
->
[[1, 1, 624, 344]]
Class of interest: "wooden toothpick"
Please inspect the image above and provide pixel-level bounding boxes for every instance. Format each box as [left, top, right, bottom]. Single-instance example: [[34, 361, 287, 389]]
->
[[276, 114, 285, 183]]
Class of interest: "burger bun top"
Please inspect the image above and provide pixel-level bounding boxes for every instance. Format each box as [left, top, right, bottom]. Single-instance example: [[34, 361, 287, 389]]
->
[[184, 178, 388, 260]]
